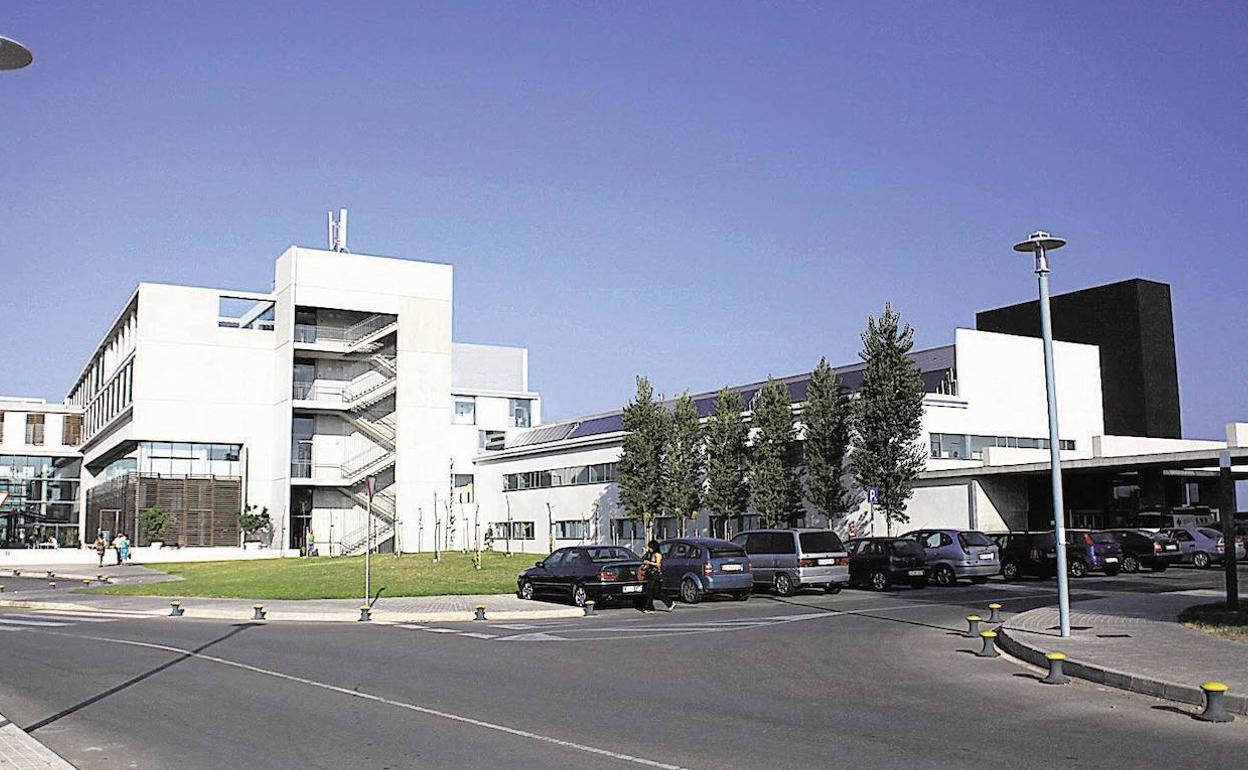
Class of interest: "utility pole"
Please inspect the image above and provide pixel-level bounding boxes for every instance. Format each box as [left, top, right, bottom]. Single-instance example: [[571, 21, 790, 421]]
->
[[1220, 450, 1239, 611]]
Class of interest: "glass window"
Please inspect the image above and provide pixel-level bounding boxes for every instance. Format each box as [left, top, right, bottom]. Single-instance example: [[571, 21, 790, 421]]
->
[[62, 415, 82, 446], [453, 474, 474, 504], [453, 396, 476, 425], [219, 296, 276, 331], [587, 546, 636, 561], [554, 520, 588, 540], [513, 521, 535, 540], [25, 414, 45, 446], [509, 399, 532, 428], [798, 531, 845, 553]]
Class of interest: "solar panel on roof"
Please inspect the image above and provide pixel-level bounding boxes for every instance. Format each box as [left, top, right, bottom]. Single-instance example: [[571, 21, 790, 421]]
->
[[507, 423, 577, 447]]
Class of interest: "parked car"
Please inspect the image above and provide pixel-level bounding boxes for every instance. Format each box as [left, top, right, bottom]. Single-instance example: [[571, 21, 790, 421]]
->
[[993, 531, 1058, 580], [1104, 529, 1182, 573], [843, 537, 929, 590], [730, 528, 850, 596], [1064, 529, 1123, 577], [1161, 526, 1247, 569], [517, 545, 643, 607], [900, 528, 999, 586], [658, 537, 753, 603]]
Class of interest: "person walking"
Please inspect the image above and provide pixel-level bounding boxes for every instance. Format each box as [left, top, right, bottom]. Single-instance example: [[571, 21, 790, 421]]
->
[[118, 533, 131, 564], [111, 532, 124, 566], [93, 532, 107, 568], [639, 539, 674, 613]]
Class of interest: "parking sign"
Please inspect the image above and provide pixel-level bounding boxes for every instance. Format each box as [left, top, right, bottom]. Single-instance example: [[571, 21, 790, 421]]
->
[[866, 486, 879, 505]]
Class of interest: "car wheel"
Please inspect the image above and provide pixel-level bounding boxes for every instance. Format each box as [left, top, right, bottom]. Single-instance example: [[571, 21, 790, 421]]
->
[[1001, 561, 1020, 581], [970, 576, 989, 585], [1121, 555, 1140, 573], [774, 573, 796, 597], [1193, 552, 1212, 569], [824, 583, 842, 595], [932, 565, 956, 587], [680, 578, 703, 604], [869, 569, 890, 591], [734, 591, 750, 602], [518, 580, 534, 600], [571, 583, 588, 607], [1069, 560, 1088, 578]]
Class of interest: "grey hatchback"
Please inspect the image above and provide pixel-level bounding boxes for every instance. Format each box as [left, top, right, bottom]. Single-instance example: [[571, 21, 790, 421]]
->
[[900, 529, 999, 586], [658, 537, 753, 603], [731, 529, 850, 596]]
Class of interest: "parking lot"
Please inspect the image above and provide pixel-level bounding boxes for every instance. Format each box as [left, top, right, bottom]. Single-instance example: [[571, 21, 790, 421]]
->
[[0, 564, 1244, 769]]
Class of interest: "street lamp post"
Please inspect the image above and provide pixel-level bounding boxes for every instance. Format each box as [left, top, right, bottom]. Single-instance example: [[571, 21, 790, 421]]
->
[[1013, 230, 1073, 638], [0, 37, 34, 71]]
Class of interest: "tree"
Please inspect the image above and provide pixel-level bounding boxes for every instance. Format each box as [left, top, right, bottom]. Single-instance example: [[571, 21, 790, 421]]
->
[[749, 377, 802, 528], [664, 392, 704, 536], [617, 376, 669, 540], [704, 388, 749, 537], [850, 303, 927, 535], [237, 505, 271, 543], [138, 506, 175, 545], [802, 357, 856, 527]]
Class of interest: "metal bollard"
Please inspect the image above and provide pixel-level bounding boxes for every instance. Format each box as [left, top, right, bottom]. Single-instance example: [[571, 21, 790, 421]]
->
[[47, 571, 55, 579], [964, 614, 983, 638], [169, 600, 184, 617], [1196, 682, 1234, 723], [1040, 652, 1069, 685], [987, 603, 1003, 623], [0, 584, 4, 593], [83, 579, 93, 587], [474, 605, 487, 622], [252, 604, 266, 621], [583, 600, 596, 617], [359, 605, 371, 622], [12, 570, 20, 577], [97, 574, 107, 582], [976, 630, 1000, 658], [48, 581, 57, 590]]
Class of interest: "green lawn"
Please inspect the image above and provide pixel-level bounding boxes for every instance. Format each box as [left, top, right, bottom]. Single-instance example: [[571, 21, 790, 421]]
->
[[1179, 602, 1248, 644], [82, 552, 547, 600]]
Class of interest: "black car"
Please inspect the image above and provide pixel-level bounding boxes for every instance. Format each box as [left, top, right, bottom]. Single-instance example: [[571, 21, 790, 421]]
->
[[844, 537, 928, 590], [992, 531, 1058, 580], [517, 545, 644, 607], [1104, 529, 1181, 573]]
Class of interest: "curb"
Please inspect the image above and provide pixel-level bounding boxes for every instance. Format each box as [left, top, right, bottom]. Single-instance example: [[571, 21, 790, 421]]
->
[[997, 624, 1248, 716], [0, 598, 584, 624], [0, 710, 76, 769]]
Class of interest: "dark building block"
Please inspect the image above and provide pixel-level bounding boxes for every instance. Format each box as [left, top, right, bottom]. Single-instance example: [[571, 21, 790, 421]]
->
[[976, 279, 1181, 438]]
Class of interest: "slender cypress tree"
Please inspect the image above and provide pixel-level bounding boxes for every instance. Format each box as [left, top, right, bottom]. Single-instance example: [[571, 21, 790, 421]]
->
[[704, 388, 749, 537], [802, 356, 856, 527], [617, 376, 668, 539], [850, 304, 927, 535], [749, 377, 802, 528], [664, 391, 704, 536]]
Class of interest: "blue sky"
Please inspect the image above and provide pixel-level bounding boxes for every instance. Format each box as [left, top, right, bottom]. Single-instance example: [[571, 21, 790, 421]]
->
[[3, 2, 1246, 439]]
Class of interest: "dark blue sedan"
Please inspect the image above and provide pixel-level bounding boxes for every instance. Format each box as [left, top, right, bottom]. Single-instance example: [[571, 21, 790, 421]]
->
[[517, 545, 644, 607]]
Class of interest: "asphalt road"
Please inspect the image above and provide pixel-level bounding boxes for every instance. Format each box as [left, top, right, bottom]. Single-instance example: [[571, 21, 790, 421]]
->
[[1, 567, 1244, 769]]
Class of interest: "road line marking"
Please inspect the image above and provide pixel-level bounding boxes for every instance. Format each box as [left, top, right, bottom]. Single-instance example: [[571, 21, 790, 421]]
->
[[33, 630, 692, 770], [424, 628, 460, 634], [458, 632, 496, 639], [0, 618, 74, 627]]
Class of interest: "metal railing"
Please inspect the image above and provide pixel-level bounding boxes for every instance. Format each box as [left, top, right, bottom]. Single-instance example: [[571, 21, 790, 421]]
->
[[291, 460, 312, 478], [293, 314, 396, 347]]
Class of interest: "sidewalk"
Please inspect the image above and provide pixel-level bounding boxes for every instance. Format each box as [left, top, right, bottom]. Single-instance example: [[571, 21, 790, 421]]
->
[[0, 712, 75, 769], [998, 589, 1248, 715]]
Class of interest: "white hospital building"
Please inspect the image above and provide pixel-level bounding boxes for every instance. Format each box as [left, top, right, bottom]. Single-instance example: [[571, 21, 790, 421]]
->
[[2, 236, 1244, 563]]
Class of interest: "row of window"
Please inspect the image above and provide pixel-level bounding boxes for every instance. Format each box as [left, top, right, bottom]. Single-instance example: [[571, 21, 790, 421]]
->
[[84, 358, 134, 440], [503, 462, 619, 491], [452, 395, 533, 428], [137, 442, 242, 477], [486, 520, 593, 542], [929, 432, 1076, 460], [218, 296, 275, 331], [0, 413, 84, 448]]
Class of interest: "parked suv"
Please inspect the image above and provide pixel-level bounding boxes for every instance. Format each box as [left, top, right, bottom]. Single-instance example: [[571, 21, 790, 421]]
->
[[731, 528, 850, 596], [1104, 529, 1181, 573], [1161, 526, 1247, 568], [993, 531, 1057, 580], [658, 538, 753, 603], [900, 529, 999, 586], [843, 537, 928, 590]]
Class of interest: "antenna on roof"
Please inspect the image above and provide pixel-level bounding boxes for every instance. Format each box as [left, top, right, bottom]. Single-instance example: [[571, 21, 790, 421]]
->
[[327, 208, 349, 252]]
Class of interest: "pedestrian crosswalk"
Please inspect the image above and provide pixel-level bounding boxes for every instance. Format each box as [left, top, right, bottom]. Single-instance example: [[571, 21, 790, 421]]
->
[[0, 609, 154, 629]]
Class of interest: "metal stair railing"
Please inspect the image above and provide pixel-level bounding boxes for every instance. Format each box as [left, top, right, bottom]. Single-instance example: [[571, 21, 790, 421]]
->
[[340, 446, 396, 482], [339, 488, 396, 525], [338, 521, 395, 556]]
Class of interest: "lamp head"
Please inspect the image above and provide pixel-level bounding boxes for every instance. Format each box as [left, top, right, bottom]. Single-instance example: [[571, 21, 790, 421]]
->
[[1013, 231, 1066, 253], [0, 36, 33, 71]]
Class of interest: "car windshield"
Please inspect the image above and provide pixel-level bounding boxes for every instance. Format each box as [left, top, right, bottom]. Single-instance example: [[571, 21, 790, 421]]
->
[[958, 531, 992, 548], [890, 540, 923, 557], [586, 546, 637, 562], [708, 545, 747, 558], [799, 531, 845, 553]]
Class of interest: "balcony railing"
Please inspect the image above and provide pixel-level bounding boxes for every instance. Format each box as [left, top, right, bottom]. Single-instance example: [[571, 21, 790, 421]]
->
[[291, 460, 312, 479]]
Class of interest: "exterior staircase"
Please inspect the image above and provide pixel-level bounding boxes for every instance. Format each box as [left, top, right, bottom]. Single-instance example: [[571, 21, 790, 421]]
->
[[336, 487, 397, 556]]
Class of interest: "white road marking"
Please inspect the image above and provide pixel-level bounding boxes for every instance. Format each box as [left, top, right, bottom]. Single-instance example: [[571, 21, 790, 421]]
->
[[424, 628, 460, 634], [33, 630, 693, 770], [0, 617, 74, 628], [458, 632, 497, 639]]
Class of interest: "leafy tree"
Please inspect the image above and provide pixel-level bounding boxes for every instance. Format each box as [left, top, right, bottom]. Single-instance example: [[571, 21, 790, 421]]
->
[[237, 505, 271, 540], [749, 377, 802, 527], [802, 357, 856, 527], [704, 388, 749, 537], [138, 506, 175, 544], [850, 303, 927, 534], [617, 376, 669, 540], [664, 392, 704, 536]]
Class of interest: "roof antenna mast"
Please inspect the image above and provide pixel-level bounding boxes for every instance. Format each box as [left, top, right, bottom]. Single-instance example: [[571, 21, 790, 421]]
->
[[327, 208, 349, 252]]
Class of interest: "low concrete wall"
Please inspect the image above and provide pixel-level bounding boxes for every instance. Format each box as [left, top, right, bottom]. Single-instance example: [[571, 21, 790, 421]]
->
[[0, 546, 298, 567]]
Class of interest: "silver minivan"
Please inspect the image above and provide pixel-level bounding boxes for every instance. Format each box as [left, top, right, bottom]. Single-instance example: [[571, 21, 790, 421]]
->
[[731, 528, 850, 596]]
